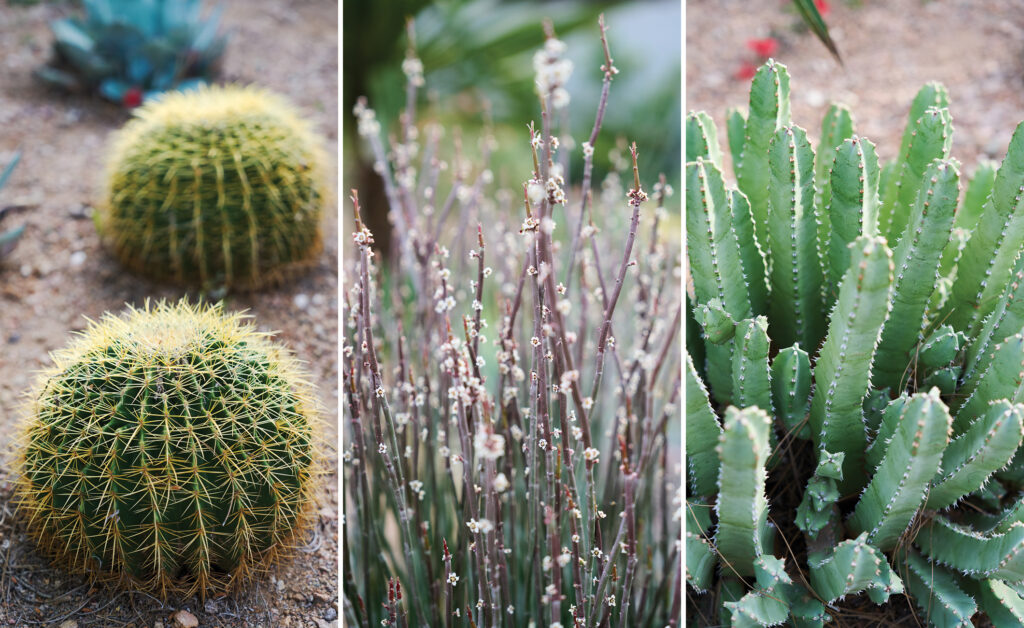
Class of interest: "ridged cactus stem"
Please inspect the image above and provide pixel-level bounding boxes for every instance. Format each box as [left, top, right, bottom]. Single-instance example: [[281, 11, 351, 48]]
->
[[737, 59, 791, 251], [871, 159, 960, 390], [767, 125, 824, 350], [810, 236, 894, 491], [877, 107, 953, 242], [944, 121, 1024, 335], [953, 329, 1024, 433], [730, 189, 769, 316], [686, 158, 753, 322], [815, 104, 856, 303], [686, 353, 722, 498], [964, 252, 1024, 383], [686, 111, 723, 167], [926, 401, 1024, 510], [714, 406, 773, 577], [770, 344, 812, 440], [847, 388, 951, 551], [824, 136, 881, 305]]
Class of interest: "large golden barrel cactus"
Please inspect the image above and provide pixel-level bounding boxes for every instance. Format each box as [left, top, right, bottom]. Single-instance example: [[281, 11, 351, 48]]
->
[[15, 300, 322, 598]]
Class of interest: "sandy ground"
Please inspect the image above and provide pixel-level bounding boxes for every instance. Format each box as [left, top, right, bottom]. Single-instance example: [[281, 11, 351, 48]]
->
[[0, 1, 339, 626], [687, 0, 1024, 175]]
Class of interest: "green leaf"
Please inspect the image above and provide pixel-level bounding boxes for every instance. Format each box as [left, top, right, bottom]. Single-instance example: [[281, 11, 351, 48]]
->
[[791, 0, 842, 64]]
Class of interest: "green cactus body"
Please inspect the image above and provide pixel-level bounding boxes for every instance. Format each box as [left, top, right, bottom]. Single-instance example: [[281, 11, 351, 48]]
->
[[686, 352, 722, 498], [944, 121, 1024, 336], [15, 301, 319, 598], [877, 82, 949, 237], [815, 104, 856, 300], [723, 555, 793, 627], [767, 125, 824, 349], [904, 551, 977, 628], [795, 450, 843, 537], [935, 161, 996, 285], [959, 160, 998, 233], [872, 159, 960, 390], [686, 501, 716, 592], [878, 107, 954, 242], [686, 62, 1024, 626], [714, 406, 773, 576], [809, 236, 893, 491], [730, 189, 769, 316], [99, 86, 327, 290], [953, 329, 1024, 433], [823, 136, 880, 306], [726, 107, 747, 178], [979, 580, 1024, 628], [848, 389, 951, 550], [864, 394, 909, 470], [919, 324, 964, 369], [732, 317, 772, 411], [964, 254, 1024, 383], [917, 517, 1024, 582], [686, 158, 753, 323], [694, 298, 737, 344], [808, 533, 903, 604], [771, 344, 812, 439], [737, 60, 791, 251], [926, 401, 1024, 510], [687, 111, 723, 167]]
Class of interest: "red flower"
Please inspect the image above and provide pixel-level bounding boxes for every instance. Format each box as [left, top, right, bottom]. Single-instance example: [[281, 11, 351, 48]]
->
[[122, 87, 143, 108], [815, 0, 831, 16], [746, 37, 779, 58], [734, 62, 757, 81]]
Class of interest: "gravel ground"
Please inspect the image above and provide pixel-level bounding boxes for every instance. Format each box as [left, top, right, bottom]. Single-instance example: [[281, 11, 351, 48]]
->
[[0, 1, 339, 626], [687, 0, 1024, 174]]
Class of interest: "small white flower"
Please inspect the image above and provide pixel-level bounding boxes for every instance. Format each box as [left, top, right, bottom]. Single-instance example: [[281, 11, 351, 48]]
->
[[375, 386, 385, 398], [378, 443, 387, 455], [582, 141, 594, 158], [448, 572, 459, 586], [584, 447, 600, 462], [527, 180, 545, 205], [542, 555, 553, 571], [494, 472, 510, 493], [474, 430, 506, 460]]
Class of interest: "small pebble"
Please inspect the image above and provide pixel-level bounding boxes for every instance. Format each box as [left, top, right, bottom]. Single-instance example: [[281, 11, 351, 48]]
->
[[69, 251, 86, 267], [293, 293, 311, 309], [172, 610, 199, 628]]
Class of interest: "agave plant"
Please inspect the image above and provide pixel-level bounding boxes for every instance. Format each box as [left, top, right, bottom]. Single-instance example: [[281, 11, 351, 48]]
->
[[35, 0, 227, 107], [0, 152, 25, 262], [686, 59, 1024, 626]]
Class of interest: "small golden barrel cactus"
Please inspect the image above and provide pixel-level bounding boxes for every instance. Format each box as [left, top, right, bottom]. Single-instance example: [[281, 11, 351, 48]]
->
[[99, 85, 328, 290], [15, 300, 321, 599]]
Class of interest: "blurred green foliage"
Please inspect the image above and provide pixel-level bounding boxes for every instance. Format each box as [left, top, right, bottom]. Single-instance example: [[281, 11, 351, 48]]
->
[[343, 0, 681, 202]]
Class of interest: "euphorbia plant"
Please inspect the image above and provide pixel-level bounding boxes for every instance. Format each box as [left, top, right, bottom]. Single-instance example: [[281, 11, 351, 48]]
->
[[686, 59, 1024, 626]]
